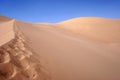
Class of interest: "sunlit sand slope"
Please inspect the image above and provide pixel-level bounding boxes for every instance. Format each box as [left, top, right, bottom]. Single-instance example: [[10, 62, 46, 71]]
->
[[59, 17, 120, 43], [17, 18, 120, 80], [0, 20, 15, 46]]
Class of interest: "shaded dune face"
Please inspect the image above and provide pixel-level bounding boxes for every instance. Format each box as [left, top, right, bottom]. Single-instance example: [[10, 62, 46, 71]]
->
[[0, 15, 12, 22], [59, 17, 120, 43], [0, 19, 50, 80]]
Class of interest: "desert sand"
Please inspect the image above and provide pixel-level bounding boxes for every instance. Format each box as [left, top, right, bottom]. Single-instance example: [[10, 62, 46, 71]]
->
[[0, 15, 120, 80]]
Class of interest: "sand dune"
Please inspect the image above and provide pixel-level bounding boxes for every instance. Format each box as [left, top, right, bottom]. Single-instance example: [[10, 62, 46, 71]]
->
[[0, 15, 12, 22], [59, 17, 120, 43], [0, 16, 49, 80], [0, 20, 15, 46], [0, 15, 120, 80]]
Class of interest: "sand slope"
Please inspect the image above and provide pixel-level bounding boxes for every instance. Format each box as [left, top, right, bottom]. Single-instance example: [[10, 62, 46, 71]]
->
[[0, 20, 15, 46], [0, 15, 12, 22], [0, 16, 49, 80], [59, 17, 120, 43], [0, 16, 120, 80]]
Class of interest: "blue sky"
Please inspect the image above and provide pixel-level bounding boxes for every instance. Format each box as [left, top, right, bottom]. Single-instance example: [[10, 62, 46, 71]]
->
[[0, 0, 120, 23]]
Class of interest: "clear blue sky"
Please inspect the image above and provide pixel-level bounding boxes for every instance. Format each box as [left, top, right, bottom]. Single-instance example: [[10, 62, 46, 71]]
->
[[0, 0, 120, 23]]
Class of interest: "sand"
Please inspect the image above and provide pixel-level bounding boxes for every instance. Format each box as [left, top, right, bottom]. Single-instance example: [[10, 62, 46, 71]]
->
[[0, 20, 15, 46], [0, 15, 120, 80], [58, 17, 120, 43]]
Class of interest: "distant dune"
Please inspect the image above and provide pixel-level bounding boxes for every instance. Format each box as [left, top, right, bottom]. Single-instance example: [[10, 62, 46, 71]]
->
[[0, 15, 120, 80], [0, 15, 12, 22], [59, 17, 120, 43]]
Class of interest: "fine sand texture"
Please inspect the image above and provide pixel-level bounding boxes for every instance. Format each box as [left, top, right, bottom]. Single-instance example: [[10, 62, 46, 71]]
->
[[0, 15, 120, 80]]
